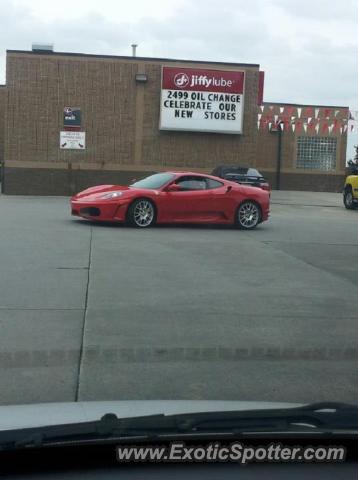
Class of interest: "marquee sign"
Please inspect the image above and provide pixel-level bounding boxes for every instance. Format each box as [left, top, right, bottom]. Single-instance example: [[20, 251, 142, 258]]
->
[[160, 67, 245, 134]]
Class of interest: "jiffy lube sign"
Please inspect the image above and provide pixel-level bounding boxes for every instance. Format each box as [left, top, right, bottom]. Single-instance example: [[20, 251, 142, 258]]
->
[[160, 67, 245, 134]]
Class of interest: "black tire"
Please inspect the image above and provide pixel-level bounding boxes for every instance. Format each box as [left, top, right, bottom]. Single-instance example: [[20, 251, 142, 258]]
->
[[236, 201, 261, 230], [343, 188, 357, 210], [126, 198, 156, 228]]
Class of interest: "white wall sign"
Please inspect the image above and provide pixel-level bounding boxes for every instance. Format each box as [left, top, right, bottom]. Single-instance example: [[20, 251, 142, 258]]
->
[[60, 131, 86, 149], [160, 67, 245, 134]]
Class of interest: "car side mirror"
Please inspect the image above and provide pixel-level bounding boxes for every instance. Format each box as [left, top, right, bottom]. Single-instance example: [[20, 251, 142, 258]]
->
[[167, 183, 182, 192]]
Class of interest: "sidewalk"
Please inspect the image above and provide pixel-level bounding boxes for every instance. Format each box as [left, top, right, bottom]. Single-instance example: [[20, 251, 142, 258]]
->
[[271, 190, 342, 208]]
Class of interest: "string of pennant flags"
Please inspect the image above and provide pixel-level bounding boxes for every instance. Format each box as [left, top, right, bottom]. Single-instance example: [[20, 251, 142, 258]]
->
[[348, 110, 358, 135], [257, 106, 358, 135], [256, 116, 351, 134]]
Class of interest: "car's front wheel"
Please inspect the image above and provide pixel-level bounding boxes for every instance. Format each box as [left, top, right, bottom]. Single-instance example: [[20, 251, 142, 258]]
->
[[236, 201, 261, 230], [127, 199, 156, 227], [343, 189, 357, 210]]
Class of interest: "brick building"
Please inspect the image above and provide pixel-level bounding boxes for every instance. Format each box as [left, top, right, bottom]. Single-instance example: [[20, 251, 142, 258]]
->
[[0, 48, 349, 194], [257, 102, 348, 191], [0, 85, 5, 170]]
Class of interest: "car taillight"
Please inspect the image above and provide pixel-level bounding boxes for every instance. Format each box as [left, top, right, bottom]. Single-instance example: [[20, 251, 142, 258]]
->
[[261, 183, 271, 192]]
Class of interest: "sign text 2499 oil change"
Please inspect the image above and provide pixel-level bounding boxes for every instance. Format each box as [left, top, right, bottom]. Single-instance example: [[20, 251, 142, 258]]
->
[[160, 67, 245, 134]]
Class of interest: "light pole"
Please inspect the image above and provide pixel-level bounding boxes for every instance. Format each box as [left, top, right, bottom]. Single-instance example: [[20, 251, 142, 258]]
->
[[270, 121, 283, 190]]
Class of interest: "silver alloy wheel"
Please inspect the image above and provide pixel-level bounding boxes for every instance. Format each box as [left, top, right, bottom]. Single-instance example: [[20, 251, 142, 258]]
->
[[238, 201, 260, 229], [345, 191, 353, 207], [133, 200, 154, 227]]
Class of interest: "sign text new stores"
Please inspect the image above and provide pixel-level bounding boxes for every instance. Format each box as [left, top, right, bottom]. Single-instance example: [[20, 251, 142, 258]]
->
[[160, 67, 245, 134]]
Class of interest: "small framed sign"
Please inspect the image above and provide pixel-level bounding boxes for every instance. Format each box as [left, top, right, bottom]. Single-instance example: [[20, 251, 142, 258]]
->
[[60, 131, 86, 150], [63, 107, 81, 130]]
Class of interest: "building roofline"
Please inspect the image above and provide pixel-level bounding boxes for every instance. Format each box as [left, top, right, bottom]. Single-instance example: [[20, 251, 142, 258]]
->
[[6, 49, 260, 68], [264, 101, 349, 109]]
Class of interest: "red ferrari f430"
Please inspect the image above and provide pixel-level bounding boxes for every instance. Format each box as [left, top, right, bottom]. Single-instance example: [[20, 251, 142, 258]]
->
[[71, 172, 270, 230]]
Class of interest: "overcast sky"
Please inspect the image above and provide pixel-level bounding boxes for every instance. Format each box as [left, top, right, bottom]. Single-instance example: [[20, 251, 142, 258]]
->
[[0, 0, 357, 158]]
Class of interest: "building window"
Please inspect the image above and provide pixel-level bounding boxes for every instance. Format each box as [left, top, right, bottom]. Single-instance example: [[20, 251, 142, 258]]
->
[[296, 137, 337, 171]]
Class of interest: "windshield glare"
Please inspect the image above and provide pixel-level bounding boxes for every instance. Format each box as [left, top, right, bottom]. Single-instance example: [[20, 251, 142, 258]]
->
[[130, 173, 175, 189]]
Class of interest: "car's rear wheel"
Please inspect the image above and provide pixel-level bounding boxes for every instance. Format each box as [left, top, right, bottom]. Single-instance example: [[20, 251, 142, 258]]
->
[[343, 189, 357, 210], [236, 201, 261, 230], [127, 199, 156, 228]]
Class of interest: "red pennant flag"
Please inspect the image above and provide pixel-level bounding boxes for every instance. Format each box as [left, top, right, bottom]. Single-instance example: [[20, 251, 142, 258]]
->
[[305, 107, 314, 117], [286, 106, 294, 117], [333, 119, 339, 134], [324, 108, 331, 118]]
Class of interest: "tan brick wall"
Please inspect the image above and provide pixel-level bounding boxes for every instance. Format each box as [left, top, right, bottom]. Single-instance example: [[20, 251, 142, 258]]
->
[[0, 85, 6, 163], [5, 52, 259, 171], [2, 51, 348, 194], [256, 103, 348, 177], [5, 54, 139, 166]]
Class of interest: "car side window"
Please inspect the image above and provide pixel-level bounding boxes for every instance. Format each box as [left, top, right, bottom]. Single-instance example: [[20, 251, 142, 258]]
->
[[206, 178, 224, 189], [176, 176, 207, 191]]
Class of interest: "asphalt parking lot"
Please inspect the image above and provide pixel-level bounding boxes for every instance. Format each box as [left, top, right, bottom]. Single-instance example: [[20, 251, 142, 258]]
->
[[0, 191, 357, 406]]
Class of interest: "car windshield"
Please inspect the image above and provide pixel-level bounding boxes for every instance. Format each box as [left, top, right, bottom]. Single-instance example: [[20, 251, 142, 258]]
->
[[223, 168, 261, 177], [130, 173, 175, 189]]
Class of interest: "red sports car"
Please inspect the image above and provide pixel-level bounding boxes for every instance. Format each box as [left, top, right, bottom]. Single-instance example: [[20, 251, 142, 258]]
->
[[71, 172, 270, 230]]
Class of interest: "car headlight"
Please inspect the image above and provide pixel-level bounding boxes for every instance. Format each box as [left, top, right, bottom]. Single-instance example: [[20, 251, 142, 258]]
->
[[101, 191, 124, 199]]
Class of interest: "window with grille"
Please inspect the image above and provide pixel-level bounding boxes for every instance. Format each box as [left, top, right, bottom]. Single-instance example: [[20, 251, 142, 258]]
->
[[296, 137, 337, 170]]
